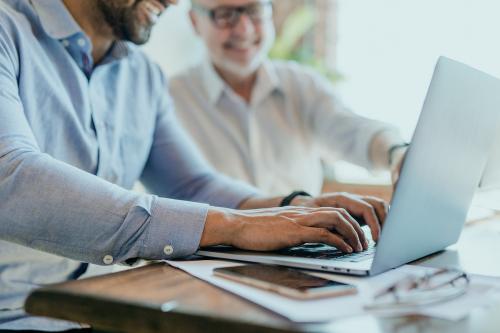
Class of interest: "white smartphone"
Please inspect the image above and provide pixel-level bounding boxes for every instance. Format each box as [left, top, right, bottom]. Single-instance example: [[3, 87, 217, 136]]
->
[[213, 264, 357, 300]]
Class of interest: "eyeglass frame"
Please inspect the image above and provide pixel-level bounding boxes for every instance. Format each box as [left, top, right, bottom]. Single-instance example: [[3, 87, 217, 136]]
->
[[191, 1, 274, 29], [365, 268, 470, 310]]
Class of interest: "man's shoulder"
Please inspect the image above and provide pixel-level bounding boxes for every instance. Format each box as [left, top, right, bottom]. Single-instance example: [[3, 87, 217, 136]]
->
[[125, 43, 167, 86], [169, 64, 203, 85], [0, 1, 35, 69], [268, 60, 333, 95], [168, 63, 205, 95], [0, 0, 21, 16], [269, 60, 323, 80], [0, 0, 32, 33]]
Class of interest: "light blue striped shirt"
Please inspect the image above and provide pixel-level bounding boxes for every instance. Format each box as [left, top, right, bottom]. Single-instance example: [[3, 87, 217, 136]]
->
[[0, 0, 258, 330]]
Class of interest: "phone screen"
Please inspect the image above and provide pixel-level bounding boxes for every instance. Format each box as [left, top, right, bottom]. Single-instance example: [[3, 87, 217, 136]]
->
[[215, 264, 351, 292]]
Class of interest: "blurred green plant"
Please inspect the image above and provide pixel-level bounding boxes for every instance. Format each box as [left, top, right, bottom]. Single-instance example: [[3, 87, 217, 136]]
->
[[269, 4, 343, 82]]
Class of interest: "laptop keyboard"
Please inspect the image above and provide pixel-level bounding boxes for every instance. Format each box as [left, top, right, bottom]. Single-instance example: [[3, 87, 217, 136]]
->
[[275, 243, 375, 262], [274, 227, 376, 262]]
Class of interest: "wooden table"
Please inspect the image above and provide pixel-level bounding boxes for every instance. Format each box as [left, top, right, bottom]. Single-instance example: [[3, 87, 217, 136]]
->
[[25, 185, 500, 333]]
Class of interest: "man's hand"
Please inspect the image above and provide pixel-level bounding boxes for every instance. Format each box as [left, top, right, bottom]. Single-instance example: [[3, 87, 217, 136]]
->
[[200, 190, 391, 253], [200, 206, 369, 253], [288, 192, 388, 242]]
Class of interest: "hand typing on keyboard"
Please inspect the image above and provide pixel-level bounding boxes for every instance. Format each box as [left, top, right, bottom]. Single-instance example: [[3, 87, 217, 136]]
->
[[201, 193, 388, 254], [286, 192, 388, 242], [276, 226, 377, 262]]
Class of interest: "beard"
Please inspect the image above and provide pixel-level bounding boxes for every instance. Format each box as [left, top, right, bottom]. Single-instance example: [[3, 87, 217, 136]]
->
[[214, 25, 276, 79], [96, 0, 153, 45]]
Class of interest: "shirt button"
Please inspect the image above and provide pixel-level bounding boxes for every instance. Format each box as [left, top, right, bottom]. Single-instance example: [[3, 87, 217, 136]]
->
[[103, 255, 114, 265], [61, 39, 70, 47], [163, 245, 174, 256], [77, 38, 86, 47]]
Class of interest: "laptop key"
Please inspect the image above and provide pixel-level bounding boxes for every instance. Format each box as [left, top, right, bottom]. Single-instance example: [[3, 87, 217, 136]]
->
[[300, 243, 325, 249]]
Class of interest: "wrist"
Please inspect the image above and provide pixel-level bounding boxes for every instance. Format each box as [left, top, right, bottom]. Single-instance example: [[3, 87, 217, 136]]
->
[[238, 196, 282, 209], [200, 207, 241, 247], [289, 195, 315, 206], [370, 130, 405, 169], [388, 143, 409, 169], [280, 191, 312, 207]]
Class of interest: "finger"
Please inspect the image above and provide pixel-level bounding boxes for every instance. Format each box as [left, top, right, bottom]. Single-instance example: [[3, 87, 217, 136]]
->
[[333, 195, 382, 242], [301, 227, 353, 253], [297, 211, 362, 251], [337, 209, 368, 250], [362, 197, 388, 227], [359, 206, 381, 242]]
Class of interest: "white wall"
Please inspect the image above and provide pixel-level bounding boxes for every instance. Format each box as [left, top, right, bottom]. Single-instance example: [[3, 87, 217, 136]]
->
[[336, 0, 500, 140], [141, 0, 202, 76]]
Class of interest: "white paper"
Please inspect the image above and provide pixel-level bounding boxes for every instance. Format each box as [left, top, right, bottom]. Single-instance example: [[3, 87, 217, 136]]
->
[[165, 259, 500, 322], [472, 189, 500, 211], [465, 205, 495, 223]]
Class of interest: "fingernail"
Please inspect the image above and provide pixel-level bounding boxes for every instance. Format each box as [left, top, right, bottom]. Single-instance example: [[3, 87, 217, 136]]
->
[[357, 244, 363, 252], [347, 246, 353, 253], [364, 240, 369, 248]]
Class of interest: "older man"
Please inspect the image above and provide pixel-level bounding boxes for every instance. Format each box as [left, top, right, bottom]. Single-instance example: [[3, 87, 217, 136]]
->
[[0, 0, 388, 331], [170, 0, 407, 196]]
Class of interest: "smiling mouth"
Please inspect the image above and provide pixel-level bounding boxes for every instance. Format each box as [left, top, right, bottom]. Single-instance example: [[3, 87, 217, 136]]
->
[[224, 39, 260, 50], [138, 0, 167, 25]]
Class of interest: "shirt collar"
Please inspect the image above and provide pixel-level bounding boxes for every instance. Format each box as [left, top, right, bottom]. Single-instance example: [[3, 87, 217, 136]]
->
[[30, 0, 130, 61], [252, 60, 281, 106], [200, 59, 282, 107], [30, 0, 81, 40], [200, 59, 225, 106]]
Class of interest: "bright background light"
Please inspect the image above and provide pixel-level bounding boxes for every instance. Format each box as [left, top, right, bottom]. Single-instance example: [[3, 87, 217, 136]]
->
[[336, 0, 500, 141], [142, 0, 500, 183]]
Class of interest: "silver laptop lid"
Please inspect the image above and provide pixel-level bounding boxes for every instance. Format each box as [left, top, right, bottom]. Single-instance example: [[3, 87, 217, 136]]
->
[[371, 57, 500, 275], [478, 128, 500, 189]]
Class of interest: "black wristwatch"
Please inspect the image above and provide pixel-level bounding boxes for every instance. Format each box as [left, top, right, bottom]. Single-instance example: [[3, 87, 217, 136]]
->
[[388, 143, 410, 166], [279, 191, 312, 207]]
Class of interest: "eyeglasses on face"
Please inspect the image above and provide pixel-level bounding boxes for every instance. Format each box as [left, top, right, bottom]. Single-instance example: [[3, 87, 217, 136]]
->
[[192, 1, 273, 29]]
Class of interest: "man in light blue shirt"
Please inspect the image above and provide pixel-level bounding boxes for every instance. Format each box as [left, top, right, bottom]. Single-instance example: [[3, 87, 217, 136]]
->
[[0, 0, 388, 331]]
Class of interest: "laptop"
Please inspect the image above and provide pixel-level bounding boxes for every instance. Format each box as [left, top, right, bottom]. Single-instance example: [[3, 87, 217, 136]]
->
[[197, 57, 500, 276], [479, 128, 500, 189]]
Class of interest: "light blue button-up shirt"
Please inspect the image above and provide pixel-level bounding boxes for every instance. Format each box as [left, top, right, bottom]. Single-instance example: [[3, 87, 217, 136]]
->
[[0, 0, 258, 330]]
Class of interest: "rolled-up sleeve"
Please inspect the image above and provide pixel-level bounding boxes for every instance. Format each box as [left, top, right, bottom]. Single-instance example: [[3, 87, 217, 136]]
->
[[302, 68, 401, 169], [142, 197, 208, 259], [0, 120, 210, 264]]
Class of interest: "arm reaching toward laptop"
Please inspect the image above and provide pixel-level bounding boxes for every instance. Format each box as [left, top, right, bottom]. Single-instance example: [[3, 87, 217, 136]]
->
[[200, 192, 388, 254]]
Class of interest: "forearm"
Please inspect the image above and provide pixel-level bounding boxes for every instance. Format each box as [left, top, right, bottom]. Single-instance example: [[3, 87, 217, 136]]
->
[[199, 207, 238, 247], [200, 197, 285, 248], [369, 130, 406, 170], [0, 148, 207, 264], [237, 196, 284, 209]]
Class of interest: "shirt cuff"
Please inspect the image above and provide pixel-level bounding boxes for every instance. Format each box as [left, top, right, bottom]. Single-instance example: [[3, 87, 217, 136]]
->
[[140, 196, 209, 260]]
